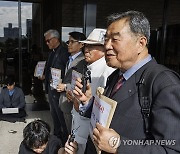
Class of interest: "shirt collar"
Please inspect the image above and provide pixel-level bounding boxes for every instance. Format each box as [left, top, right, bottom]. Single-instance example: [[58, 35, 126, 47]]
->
[[70, 51, 82, 61], [9, 88, 15, 96], [87, 56, 105, 70], [123, 54, 152, 80], [52, 44, 60, 52]]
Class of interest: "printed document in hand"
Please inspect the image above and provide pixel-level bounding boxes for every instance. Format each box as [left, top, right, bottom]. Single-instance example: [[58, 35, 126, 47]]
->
[[70, 70, 82, 91], [34, 61, 46, 77], [2, 108, 19, 114], [50, 68, 61, 89], [89, 87, 117, 154]]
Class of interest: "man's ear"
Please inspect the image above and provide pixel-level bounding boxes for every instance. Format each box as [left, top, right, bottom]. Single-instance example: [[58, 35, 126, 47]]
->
[[80, 43, 84, 49], [139, 36, 147, 48], [137, 36, 147, 55]]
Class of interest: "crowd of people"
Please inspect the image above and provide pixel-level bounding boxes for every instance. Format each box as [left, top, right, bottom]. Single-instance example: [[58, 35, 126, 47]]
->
[[0, 10, 180, 154]]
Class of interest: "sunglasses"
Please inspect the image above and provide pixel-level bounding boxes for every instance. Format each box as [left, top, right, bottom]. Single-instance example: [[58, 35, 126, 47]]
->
[[45, 37, 54, 43]]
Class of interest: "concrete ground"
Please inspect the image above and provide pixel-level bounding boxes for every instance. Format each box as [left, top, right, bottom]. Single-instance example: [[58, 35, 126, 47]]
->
[[0, 95, 52, 154]]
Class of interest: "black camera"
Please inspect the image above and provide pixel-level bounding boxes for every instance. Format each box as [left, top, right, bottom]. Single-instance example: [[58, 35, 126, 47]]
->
[[82, 65, 91, 93], [68, 126, 80, 144], [68, 133, 75, 144]]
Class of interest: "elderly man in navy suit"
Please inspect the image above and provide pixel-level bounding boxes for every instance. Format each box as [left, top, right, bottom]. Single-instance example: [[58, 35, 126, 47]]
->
[[73, 11, 180, 154]]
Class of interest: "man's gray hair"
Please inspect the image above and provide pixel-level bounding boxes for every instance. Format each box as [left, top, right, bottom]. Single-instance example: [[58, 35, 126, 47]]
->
[[44, 29, 60, 39], [107, 11, 150, 44]]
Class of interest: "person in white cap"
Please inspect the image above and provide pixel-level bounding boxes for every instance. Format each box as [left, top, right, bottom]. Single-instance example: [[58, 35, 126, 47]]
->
[[67, 28, 115, 154]]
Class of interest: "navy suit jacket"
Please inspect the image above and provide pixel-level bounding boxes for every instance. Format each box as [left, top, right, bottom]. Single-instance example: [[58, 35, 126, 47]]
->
[[0, 86, 26, 109], [103, 59, 180, 153]]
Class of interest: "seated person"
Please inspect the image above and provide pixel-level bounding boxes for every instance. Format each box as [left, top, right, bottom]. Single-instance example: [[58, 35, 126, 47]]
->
[[19, 119, 77, 154], [0, 75, 26, 119]]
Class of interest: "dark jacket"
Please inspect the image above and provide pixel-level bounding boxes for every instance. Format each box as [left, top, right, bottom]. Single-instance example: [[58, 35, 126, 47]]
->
[[0, 86, 25, 109], [87, 59, 180, 154], [44, 45, 69, 94], [18, 135, 61, 154]]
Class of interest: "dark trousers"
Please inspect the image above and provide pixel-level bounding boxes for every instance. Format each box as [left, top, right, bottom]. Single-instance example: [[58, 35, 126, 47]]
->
[[85, 136, 97, 154], [48, 87, 68, 145]]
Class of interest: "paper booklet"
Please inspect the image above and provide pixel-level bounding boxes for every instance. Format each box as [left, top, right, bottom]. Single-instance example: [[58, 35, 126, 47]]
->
[[34, 61, 46, 77], [2, 108, 19, 114], [70, 70, 82, 91], [89, 87, 117, 154], [50, 68, 61, 89]]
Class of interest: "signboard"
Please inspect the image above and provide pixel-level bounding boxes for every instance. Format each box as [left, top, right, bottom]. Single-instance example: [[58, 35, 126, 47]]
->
[[89, 87, 117, 154], [34, 61, 46, 77], [70, 70, 82, 91], [50, 68, 61, 89]]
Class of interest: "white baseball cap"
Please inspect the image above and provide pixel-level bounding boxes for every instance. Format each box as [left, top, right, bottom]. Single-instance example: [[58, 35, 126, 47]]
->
[[80, 28, 106, 45]]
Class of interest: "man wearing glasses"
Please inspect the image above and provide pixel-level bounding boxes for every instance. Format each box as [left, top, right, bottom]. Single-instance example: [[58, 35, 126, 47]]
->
[[57, 31, 86, 134], [40, 29, 70, 145]]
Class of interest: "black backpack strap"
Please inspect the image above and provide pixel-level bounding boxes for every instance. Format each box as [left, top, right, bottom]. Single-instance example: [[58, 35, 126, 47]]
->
[[137, 64, 179, 139]]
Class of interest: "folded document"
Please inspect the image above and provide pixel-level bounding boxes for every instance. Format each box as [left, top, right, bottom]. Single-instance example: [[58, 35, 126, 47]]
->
[[2, 108, 19, 114]]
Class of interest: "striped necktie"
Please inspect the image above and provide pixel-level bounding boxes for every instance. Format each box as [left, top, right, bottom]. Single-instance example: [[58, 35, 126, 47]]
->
[[110, 74, 124, 97], [67, 56, 73, 69]]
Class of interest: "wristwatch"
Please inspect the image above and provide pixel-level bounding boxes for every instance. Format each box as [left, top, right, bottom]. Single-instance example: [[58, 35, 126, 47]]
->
[[108, 136, 121, 149]]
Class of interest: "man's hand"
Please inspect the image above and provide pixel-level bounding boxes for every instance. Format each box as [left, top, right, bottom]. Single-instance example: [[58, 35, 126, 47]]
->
[[93, 123, 120, 153], [57, 83, 66, 92], [38, 75, 45, 80], [66, 90, 80, 111], [72, 78, 92, 105], [66, 90, 74, 102], [64, 135, 78, 154]]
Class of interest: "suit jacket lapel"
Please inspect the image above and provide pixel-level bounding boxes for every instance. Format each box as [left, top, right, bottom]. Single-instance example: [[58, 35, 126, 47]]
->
[[69, 53, 84, 68], [111, 75, 137, 103], [11, 87, 17, 101], [105, 69, 120, 98], [5, 88, 11, 102], [108, 59, 158, 104], [66, 52, 84, 75], [52, 46, 61, 67]]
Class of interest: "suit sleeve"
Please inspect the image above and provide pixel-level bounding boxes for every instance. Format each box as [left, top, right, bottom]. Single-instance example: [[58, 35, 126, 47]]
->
[[117, 71, 180, 154]]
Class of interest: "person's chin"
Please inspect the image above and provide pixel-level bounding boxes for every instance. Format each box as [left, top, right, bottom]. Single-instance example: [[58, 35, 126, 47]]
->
[[106, 61, 114, 68]]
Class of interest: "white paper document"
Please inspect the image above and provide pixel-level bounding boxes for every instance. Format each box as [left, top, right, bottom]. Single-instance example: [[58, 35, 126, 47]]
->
[[34, 61, 46, 77], [89, 95, 112, 138], [71, 108, 90, 144], [50, 68, 61, 89], [2, 108, 19, 114], [70, 70, 82, 91], [89, 87, 117, 154]]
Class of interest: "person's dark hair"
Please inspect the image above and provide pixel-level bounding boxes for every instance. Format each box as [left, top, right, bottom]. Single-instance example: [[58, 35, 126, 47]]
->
[[107, 11, 150, 45], [69, 31, 86, 41], [44, 29, 60, 39], [23, 120, 50, 150], [5, 75, 15, 86]]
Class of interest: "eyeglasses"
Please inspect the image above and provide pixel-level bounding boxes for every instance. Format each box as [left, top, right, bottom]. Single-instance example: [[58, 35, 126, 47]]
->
[[45, 37, 54, 43], [66, 40, 79, 45]]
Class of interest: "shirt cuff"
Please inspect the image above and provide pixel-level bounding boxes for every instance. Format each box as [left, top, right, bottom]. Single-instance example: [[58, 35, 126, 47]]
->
[[79, 97, 94, 114]]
